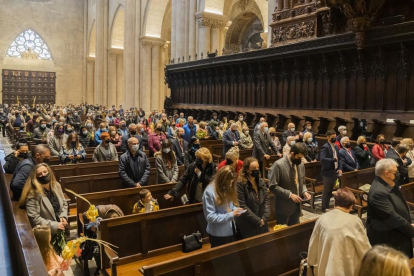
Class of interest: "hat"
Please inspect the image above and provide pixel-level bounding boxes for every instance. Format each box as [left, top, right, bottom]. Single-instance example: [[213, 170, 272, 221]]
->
[[100, 132, 110, 140]]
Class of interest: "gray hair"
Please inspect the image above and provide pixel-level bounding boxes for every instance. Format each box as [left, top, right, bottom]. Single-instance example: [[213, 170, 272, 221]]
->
[[230, 123, 238, 129], [128, 123, 136, 129], [287, 136, 296, 143], [188, 116, 193, 120], [338, 125, 346, 131], [260, 122, 268, 128], [127, 137, 138, 144], [375, 159, 398, 176], [340, 136, 349, 144]]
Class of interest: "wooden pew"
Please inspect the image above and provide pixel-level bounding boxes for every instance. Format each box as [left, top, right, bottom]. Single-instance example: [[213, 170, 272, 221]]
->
[[262, 155, 280, 180], [47, 154, 94, 165], [304, 161, 323, 211], [51, 161, 119, 181], [199, 140, 223, 153], [401, 182, 414, 208], [137, 220, 317, 276], [340, 168, 376, 217], [239, 149, 253, 162]]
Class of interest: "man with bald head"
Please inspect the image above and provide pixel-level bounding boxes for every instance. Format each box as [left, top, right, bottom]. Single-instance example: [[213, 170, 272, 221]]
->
[[119, 137, 151, 188], [282, 123, 296, 143], [121, 123, 143, 153], [10, 144, 50, 201]]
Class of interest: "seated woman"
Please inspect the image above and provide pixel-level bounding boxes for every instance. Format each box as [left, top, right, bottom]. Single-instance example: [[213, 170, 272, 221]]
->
[[148, 122, 166, 157], [268, 127, 282, 156], [79, 125, 92, 149], [108, 126, 122, 152], [304, 132, 318, 162], [167, 123, 178, 139], [165, 147, 217, 204], [59, 132, 86, 164], [218, 146, 243, 174], [239, 127, 253, 149], [65, 123, 74, 135], [196, 121, 210, 139], [308, 188, 371, 276], [354, 135, 374, 169], [92, 132, 119, 162], [48, 123, 67, 156], [154, 139, 179, 184], [33, 225, 72, 276], [20, 163, 68, 235], [235, 157, 269, 239], [203, 166, 244, 248], [184, 137, 200, 167], [133, 189, 160, 213], [371, 134, 389, 163]]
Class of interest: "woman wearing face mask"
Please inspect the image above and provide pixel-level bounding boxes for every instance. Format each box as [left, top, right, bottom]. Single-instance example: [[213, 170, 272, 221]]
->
[[65, 123, 74, 135], [283, 136, 297, 157], [235, 157, 269, 239], [203, 165, 244, 247], [355, 136, 374, 169], [184, 137, 200, 167], [48, 123, 68, 156], [92, 132, 119, 162], [218, 146, 243, 174], [148, 122, 167, 157], [165, 147, 217, 204], [167, 122, 178, 139], [19, 163, 68, 235], [239, 127, 253, 149], [154, 139, 179, 184], [108, 126, 122, 151], [196, 121, 210, 139], [59, 132, 86, 164], [268, 127, 283, 156], [304, 132, 318, 162], [79, 126, 92, 148], [372, 134, 389, 162]]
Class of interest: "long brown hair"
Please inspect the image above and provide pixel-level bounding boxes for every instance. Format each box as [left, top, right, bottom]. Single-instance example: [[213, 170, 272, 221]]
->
[[19, 163, 61, 208], [65, 132, 81, 150], [214, 166, 238, 207], [158, 139, 176, 164], [238, 157, 259, 184], [33, 225, 55, 267]]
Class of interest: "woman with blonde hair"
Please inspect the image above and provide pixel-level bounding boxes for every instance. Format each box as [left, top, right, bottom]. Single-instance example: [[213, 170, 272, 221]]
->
[[304, 131, 318, 162], [59, 132, 86, 164], [268, 127, 282, 156], [33, 225, 72, 276], [356, 245, 411, 276], [217, 146, 243, 174], [19, 163, 68, 235], [203, 166, 245, 247], [196, 121, 210, 139], [355, 135, 374, 169]]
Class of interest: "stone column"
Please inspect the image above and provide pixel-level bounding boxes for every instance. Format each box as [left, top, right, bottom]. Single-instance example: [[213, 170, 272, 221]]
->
[[108, 51, 117, 107], [176, 0, 186, 60], [151, 45, 160, 111], [211, 21, 224, 55], [197, 18, 212, 57], [171, 0, 177, 60], [86, 58, 95, 104], [283, 0, 290, 10], [160, 42, 169, 108], [125, 0, 136, 108], [188, 0, 197, 59], [116, 53, 124, 107], [94, 0, 109, 105]]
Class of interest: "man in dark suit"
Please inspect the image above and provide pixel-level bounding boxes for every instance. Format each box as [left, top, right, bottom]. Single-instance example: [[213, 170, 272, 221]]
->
[[338, 136, 360, 172], [121, 123, 142, 153], [386, 139, 412, 185], [367, 158, 414, 257], [320, 130, 342, 212], [253, 122, 279, 176], [269, 143, 311, 226], [222, 123, 240, 156], [282, 122, 296, 143], [171, 127, 188, 166]]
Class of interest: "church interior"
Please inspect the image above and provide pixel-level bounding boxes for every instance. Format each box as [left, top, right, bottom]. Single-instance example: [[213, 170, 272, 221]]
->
[[1, 0, 414, 275]]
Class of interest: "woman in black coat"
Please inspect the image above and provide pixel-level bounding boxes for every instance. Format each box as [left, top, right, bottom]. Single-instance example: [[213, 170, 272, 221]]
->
[[235, 157, 270, 239], [354, 136, 374, 169]]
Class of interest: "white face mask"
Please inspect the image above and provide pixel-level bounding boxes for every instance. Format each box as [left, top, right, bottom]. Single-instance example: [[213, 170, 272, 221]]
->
[[307, 138, 313, 143], [307, 126, 312, 130], [131, 145, 139, 152], [290, 128, 295, 132], [290, 141, 296, 146], [342, 130, 347, 135], [163, 148, 171, 154], [111, 131, 116, 135], [239, 117, 243, 121]]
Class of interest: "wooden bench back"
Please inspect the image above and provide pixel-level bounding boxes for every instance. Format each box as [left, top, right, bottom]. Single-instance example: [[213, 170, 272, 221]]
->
[[401, 182, 414, 204], [47, 154, 94, 165], [340, 168, 375, 190], [141, 219, 316, 276], [304, 161, 322, 179], [239, 149, 253, 162], [199, 140, 223, 152], [262, 155, 280, 179], [51, 161, 119, 181]]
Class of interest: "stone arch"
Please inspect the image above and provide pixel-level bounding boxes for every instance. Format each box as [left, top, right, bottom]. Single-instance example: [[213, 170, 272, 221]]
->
[[88, 20, 96, 57], [110, 5, 125, 49], [143, 0, 171, 38]]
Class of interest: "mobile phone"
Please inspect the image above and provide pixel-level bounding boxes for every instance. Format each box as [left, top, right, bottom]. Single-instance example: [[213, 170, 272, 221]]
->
[[239, 209, 247, 214]]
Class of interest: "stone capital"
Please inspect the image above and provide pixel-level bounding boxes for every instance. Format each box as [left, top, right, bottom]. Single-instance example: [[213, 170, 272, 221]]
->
[[109, 48, 124, 55], [140, 36, 167, 47], [195, 11, 228, 29]]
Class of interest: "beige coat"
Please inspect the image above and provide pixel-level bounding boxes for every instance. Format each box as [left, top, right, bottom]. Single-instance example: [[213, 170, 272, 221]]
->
[[92, 143, 119, 162], [308, 209, 371, 276], [25, 183, 68, 235]]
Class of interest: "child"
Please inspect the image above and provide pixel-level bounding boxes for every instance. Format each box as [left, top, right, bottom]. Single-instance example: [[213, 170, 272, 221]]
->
[[133, 189, 160, 213], [33, 225, 72, 276]]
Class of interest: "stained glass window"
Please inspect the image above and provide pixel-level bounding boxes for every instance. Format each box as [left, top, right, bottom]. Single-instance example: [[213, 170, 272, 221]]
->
[[6, 29, 52, 60]]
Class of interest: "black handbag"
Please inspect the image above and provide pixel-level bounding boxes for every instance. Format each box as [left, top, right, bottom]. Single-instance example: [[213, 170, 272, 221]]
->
[[182, 231, 202, 253]]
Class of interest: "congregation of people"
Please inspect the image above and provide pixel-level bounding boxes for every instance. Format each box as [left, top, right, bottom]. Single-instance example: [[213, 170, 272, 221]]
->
[[2, 102, 414, 276]]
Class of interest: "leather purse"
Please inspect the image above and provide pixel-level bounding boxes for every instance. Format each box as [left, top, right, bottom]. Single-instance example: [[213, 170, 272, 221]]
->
[[182, 231, 202, 253]]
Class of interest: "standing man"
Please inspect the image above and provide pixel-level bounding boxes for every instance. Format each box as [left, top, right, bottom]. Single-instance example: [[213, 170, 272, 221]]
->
[[253, 122, 278, 176], [386, 143, 412, 185], [171, 128, 188, 165], [367, 158, 414, 257], [254, 117, 265, 133], [119, 137, 151, 188], [269, 143, 311, 226], [222, 123, 240, 156], [183, 116, 197, 142], [335, 125, 347, 149], [236, 114, 247, 132], [320, 130, 341, 212], [32, 118, 51, 144], [121, 124, 142, 153], [0, 108, 8, 137]]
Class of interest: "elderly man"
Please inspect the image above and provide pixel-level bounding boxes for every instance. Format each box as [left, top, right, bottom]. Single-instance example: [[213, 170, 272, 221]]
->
[[183, 116, 197, 142], [121, 123, 142, 153], [94, 122, 108, 144], [119, 137, 151, 188], [335, 125, 347, 149], [308, 188, 371, 276], [176, 112, 186, 125], [282, 123, 296, 143], [367, 158, 414, 257], [253, 122, 279, 177], [117, 120, 128, 137], [338, 136, 359, 172], [171, 127, 188, 165], [254, 117, 266, 133], [222, 123, 240, 156], [10, 144, 50, 201], [269, 143, 311, 225], [386, 143, 412, 185]]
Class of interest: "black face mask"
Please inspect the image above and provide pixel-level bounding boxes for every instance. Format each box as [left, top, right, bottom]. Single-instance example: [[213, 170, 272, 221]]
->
[[226, 158, 234, 165], [250, 170, 260, 178], [42, 158, 50, 164], [71, 142, 76, 148], [231, 129, 237, 133], [104, 139, 110, 144], [192, 143, 200, 150], [380, 139, 386, 145], [393, 171, 400, 184], [270, 133, 276, 136], [345, 143, 351, 148], [130, 130, 137, 135], [18, 152, 28, 159], [330, 138, 336, 143], [292, 157, 301, 165], [195, 158, 204, 169], [156, 127, 163, 132], [37, 173, 51, 184], [180, 133, 185, 138]]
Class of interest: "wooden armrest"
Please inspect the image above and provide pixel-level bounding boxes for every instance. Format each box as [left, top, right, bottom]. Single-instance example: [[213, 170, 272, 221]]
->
[[64, 193, 71, 203], [407, 201, 414, 208], [104, 246, 119, 265], [345, 187, 365, 194]]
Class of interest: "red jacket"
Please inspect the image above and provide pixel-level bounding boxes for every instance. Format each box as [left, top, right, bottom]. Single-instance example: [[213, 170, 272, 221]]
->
[[372, 144, 389, 161], [148, 132, 166, 157], [218, 159, 244, 174]]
